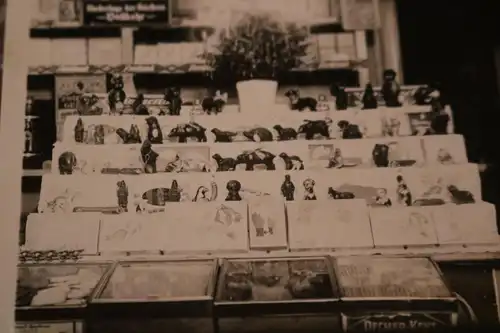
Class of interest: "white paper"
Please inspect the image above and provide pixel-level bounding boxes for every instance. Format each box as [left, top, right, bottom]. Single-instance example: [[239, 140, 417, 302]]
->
[[88, 38, 122, 65], [27, 38, 52, 66], [51, 39, 88, 66], [248, 198, 287, 249]]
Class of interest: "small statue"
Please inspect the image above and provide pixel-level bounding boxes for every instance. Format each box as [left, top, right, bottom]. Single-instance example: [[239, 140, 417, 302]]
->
[[164, 87, 182, 116], [437, 148, 454, 164], [285, 89, 318, 111], [303, 178, 317, 200], [108, 74, 126, 114], [242, 127, 274, 142], [337, 120, 363, 139], [396, 175, 412, 206], [145, 116, 163, 144], [202, 90, 227, 114], [278, 153, 304, 170], [327, 148, 344, 168], [362, 83, 378, 109], [116, 180, 129, 212], [166, 180, 181, 202], [374, 188, 392, 207], [58, 151, 77, 175], [330, 83, 348, 110], [128, 124, 142, 143], [140, 140, 159, 173], [381, 69, 402, 107], [297, 118, 332, 140], [191, 99, 204, 115], [281, 174, 295, 201], [212, 154, 237, 172], [193, 186, 210, 202], [94, 125, 105, 144], [74, 118, 84, 143], [429, 108, 450, 135], [316, 94, 330, 112], [273, 125, 298, 141], [211, 128, 238, 143], [24, 119, 34, 153], [132, 94, 149, 115], [328, 187, 355, 199], [372, 144, 390, 167], [225, 180, 242, 201]]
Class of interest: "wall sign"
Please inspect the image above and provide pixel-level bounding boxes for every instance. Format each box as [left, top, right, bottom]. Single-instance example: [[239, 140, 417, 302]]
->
[[341, 313, 456, 332], [83, 1, 169, 26]]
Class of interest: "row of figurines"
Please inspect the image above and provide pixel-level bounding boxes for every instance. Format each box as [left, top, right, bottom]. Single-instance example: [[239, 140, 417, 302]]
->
[[38, 171, 478, 215], [55, 138, 460, 175], [69, 113, 450, 145]]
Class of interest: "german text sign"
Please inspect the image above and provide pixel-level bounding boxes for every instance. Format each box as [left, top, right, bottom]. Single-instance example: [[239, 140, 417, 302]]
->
[[83, 1, 169, 26]]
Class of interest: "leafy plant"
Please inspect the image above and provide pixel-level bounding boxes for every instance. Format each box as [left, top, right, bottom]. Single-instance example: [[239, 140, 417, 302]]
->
[[201, 13, 311, 82]]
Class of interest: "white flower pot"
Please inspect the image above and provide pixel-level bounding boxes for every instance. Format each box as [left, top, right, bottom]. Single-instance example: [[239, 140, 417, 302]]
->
[[236, 79, 278, 114]]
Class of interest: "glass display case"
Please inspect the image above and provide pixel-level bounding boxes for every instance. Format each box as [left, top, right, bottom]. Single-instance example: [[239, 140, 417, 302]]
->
[[214, 257, 341, 333], [15, 262, 113, 333], [332, 256, 459, 332], [87, 259, 218, 333]]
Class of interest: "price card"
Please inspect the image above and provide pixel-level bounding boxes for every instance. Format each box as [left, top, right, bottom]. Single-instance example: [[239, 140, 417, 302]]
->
[[16, 321, 81, 333]]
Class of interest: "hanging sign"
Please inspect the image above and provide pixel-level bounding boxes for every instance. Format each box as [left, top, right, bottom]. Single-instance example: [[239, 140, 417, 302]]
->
[[83, 1, 169, 26]]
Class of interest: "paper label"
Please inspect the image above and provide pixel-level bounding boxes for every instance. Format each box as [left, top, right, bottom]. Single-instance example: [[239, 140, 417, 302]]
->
[[342, 313, 455, 332], [16, 321, 79, 333]]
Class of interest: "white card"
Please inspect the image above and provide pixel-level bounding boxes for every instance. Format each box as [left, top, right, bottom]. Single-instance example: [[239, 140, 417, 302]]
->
[[248, 198, 287, 249], [134, 45, 158, 65]]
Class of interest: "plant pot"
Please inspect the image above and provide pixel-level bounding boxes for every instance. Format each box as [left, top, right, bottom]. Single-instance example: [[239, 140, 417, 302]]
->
[[236, 79, 278, 114]]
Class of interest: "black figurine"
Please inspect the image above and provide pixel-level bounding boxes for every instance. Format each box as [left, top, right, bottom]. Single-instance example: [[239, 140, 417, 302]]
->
[[164, 87, 182, 116], [242, 127, 274, 142], [297, 118, 332, 140], [285, 89, 318, 111], [273, 125, 297, 141], [140, 140, 159, 173], [116, 124, 142, 144], [330, 83, 348, 110], [429, 109, 450, 135], [202, 90, 227, 114], [145, 116, 163, 144], [212, 154, 237, 171], [372, 144, 390, 167], [303, 178, 317, 200], [108, 74, 126, 114], [116, 180, 129, 212], [58, 151, 77, 175], [328, 187, 355, 199], [337, 120, 363, 139], [74, 118, 84, 143], [381, 69, 402, 107], [362, 83, 378, 109], [132, 94, 149, 115], [226, 180, 242, 201], [278, 153, 304, 170], [166, 180, 181, 202], [447, 185, 475, 204], [211, 128, 238, 143], [281, 175, 295, 201], [235, 149, 276, 171], [168, 122, 207, 143], [396, 175, 412, 206]]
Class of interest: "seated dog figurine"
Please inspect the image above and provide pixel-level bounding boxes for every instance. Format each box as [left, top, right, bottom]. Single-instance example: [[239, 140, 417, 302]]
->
[[381, 69, 402, 107], [337, 120, 363, 139], [285, 89, 318, 111], [242, 127, 274, 142]]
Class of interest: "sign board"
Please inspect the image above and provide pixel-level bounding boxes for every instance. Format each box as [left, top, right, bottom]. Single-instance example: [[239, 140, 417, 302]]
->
[[83, 1, 169, 26], [341, 313, 456, 332], [16, 321, 82, 333]]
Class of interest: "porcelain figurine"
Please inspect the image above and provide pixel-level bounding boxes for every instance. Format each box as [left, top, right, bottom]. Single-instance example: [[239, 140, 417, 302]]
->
[[381, 69, 402, 107], [116, 124, 142, 144], [372, 144, 390, 167], [447, 185, 475, 204], [374, 188, 392, 207], [235, 149, 276, 171], [74, 118, 85, 143], [225, 180, 242, 201], [337, 120, 363, 139], [273, 125, 298, 141], [116, 180, 129, 212], [396, 175, 412, 206], [297, 118, 332, 140], [285, 89, 318, 111], [330, 83, 348, 110], [242, 127, 274, 142], [278, 153, 304, 170], [145, 116, 163, 144], [191, 99, 204, 115], [168, 122, 207, 143], [211, 128, 238, 143], [362, 83, 378, 109], [303, 178, 317, 200], [94, 125, 105, 144], [212, 154, 237, 171], [382, 117, 401, 137], [140, 140, 159, 173], [202, 90, 228, 115], [281, 174, 295, 201], [429, 109, 450, 135], [165, 180, 181, 202], [164, 87, 182, 116], [132, 94, 149, 115], [108, 74, 126, 114], [316, 94, 330, 112], [58, 151, 77, 175], [327, 148, 344, 168]]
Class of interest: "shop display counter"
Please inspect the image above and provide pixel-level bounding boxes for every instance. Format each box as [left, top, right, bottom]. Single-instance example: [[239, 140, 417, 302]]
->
[[214, 256, 341, 333], [87, 259, 218, 333], [332, 256, 459, 332], [15, 262, 113, 333]]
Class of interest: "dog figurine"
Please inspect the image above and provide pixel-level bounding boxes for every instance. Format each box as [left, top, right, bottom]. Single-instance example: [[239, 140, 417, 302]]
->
[[297, 118, 332, 140], [211, 128, 238, 143], [381, 69, 402, 107], [145, 116, 163, 144], [330, 83, 348, 110], [242, 128, 274, 142], [278, 153, 304, 170], [168, 122, 207, 143], [212, 154, 237, 171], [202, 90, 227, 114], [236, 149, 276, 171], [328, 187, 355, 199], [362, 83, 378, 109], [164, 87, 182, 116], [273, 125, 298, 141], [337, 120, 363, 139], [285, 89, 318, 111]]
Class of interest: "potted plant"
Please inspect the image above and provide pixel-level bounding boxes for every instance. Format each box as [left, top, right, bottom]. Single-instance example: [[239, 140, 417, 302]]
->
[[201, 13, 310, 113]]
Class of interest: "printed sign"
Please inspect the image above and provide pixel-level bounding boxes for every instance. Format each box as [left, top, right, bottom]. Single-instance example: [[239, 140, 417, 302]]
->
[[341, 313, 455, 332], [83, 1, 169, 26], [16, 321, 81, 333]]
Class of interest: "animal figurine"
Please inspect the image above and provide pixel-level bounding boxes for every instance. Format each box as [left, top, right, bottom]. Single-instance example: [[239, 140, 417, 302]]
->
[[447, 185, 475, 204], [94, 125, 105, 144], [211, 128, 238, 143], [281, 175, 295, 201], [168, 122, 207, 143], [193, 186, 210, 202], [226, 180, 242, 201], [396, 175, 412, 206], [108, 74, 126, 114], [429, 110, 450, 135], [381, 69, 402, 107], [382, 117, 401, 137], [337, 120, 363, 139], [414, 85, 434, 105], [145, 116, 163, 144], [328, 187, 355, 199], [235, 149, 276, 171], [372, 144, 390, 167], [212, 154, 237, 171], [374, 188, 392, 207], [140, 140, 159, 173], [132, 94, 149, 115], [58, 152, 77, 175], [278, 153, 304, 170], [116, 180, 129, 212], [303, 178, 317, 200], [242, 128, 274, 142], [362, 83, 378, 109], [285, 89, 318, 111], [273, 125, 297, 141], [297, 118, 332, 140], [202, 90, 228, 114], [116, 124, 141, 144], [74, 118, 84, 143], [330, 83, 348, 110], [166, 180, 181, 202], [327, 148, 344, 168], [437, 149, 454, 164], [316, 94, 330, 112], [164, 87, 182, 116]]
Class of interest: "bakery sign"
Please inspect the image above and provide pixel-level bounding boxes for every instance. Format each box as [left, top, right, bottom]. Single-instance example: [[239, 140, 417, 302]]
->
[[341, 313, 456, 332], [83, 1, 169, 26]]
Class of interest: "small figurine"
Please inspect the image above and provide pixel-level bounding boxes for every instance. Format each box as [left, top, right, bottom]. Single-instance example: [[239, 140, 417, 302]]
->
[[212, 154, 237, 172], [330, 83, 348, 110], [108, 74, 126, 114], [316, 94, 330, 112], [235, 149, 276, 171], [24, 119, 34, 153], [145, 116, 163, 144], [89, 94, 107, 115], [303, 178, 317, 200], [116, 125, 142, 144], [140, 140, 159, 173], [297, 118, 332, 140], [132, 94, 150, 115], [191, 99, 204, 115], [362, 83, 378, 109], [281, 174, 295, 201], [273, 125, 298, 141], [202, 90, 228, 114], [164, 87, 183, 116], [225, 180, 242, 201], [327, 148, 344, 168], [328, 187, 355, 199], [337, 120, 363, 139], [396, 175, 412, 206], [74, 118, 85, 143], [372, 144, 390, 167], [382, 117, 401, 137], [211, 128, 238, 143], [285, 89, 318, 111], [116, 180, 129, 212], [437, 148, 454, 164], [94, 125, 105, 144], [381, 69, 402, 107], [279, 153, 304, 170], [447, 185, 475, 204], [58, 151, 77, 175], [414, 85, 433, 105], [374, 188, 392, 207], [168, 122, 207, 143], [166, 180, 181, 202], [193, 186, 210, 202], [242, 127, 274, 142]]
